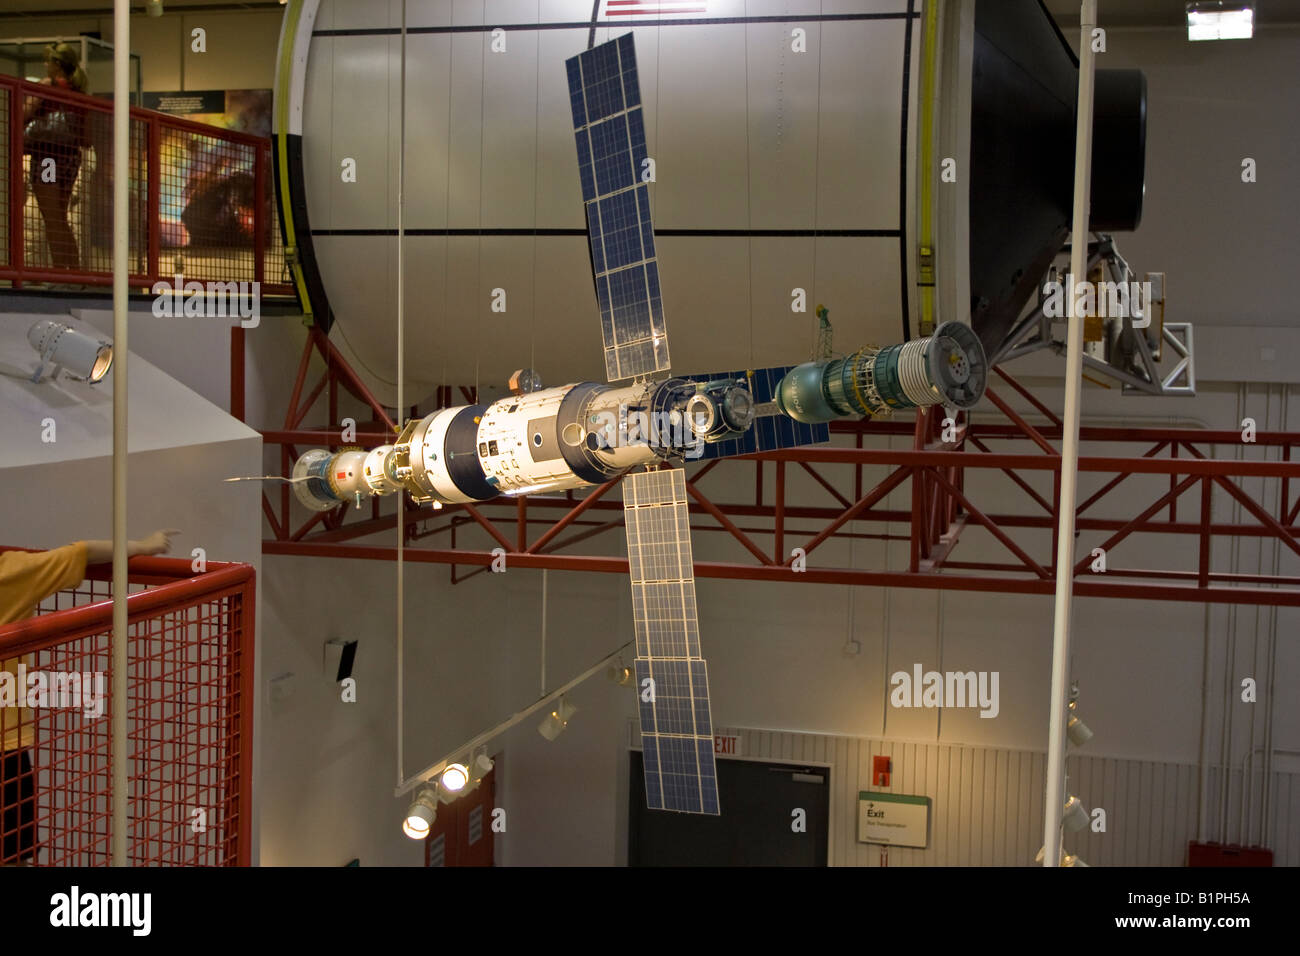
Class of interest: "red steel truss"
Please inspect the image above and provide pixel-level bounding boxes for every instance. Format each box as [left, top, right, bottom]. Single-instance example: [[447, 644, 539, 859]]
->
[[243, 330, 1300, 606]]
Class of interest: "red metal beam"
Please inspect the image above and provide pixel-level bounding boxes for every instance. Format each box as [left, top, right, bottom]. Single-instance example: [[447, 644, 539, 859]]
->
[[260, 541, 1300, 607]]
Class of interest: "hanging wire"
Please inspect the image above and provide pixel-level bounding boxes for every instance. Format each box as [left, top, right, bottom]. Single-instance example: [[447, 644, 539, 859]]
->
[[743, 0, 754, 367], [440, 5, 454, 405], [810, 0, 825, 357], [530, 0, 542, 371], [474, 0, 488, 401]]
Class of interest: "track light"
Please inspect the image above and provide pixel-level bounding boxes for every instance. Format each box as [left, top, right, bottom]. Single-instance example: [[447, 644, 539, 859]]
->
[[440, 763, 469, 793], [606, 664, 634, 686], [1063, 795, 1090, 833], [402, 787, 438, 840], [1067, 699, 1093, 746], [538, 696, 577, 741], [28, 320, 113, 384], [1186, 2, 1254, 41], [470, 750, 494, 780]]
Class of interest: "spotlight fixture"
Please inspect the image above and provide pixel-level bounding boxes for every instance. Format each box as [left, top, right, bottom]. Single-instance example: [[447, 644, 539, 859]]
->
[[538, 696, 577, 741], [606, 664, 634, 686], [1063, 795, 1090, 833], [402, 787, 438, 839], [470, 750, 494, 780], [28, 320, 113, 384], [1067, 698, 1093, 746], [146, 0, 164, 16], [440, 762, 469, 793], [461, 750, 495, 793], [1035, 845, 1090, 867], [1186, 2, 1254, 41]]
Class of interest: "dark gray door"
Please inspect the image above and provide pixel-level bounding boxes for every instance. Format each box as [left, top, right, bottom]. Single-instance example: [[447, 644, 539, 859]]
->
[[629, 753, 830, 866]]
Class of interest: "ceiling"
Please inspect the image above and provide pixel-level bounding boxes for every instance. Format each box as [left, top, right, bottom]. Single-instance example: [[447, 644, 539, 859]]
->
[[1044, 0, 1300, 28]]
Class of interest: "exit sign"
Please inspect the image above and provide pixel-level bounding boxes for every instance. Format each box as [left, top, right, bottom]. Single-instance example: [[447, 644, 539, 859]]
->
[[714, 734, 741, 756]]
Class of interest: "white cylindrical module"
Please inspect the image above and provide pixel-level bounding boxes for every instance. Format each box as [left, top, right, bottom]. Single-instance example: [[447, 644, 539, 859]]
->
[[362, 445, 399, 495], [324, 450, 370, 501]]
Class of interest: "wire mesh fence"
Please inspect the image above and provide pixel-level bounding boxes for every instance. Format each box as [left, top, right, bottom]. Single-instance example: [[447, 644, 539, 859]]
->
[[1, 76, 290, 295], [0, 549, 254, 866]]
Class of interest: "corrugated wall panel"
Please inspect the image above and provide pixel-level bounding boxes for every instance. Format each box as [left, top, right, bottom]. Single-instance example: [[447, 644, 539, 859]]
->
[[715, 726, 1299, 866]]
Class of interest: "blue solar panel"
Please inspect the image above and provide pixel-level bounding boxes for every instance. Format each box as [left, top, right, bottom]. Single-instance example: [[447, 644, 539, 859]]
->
[[567, 34, 669, 382], [682, 366, 831, 459], [624, 470, 720, 816]]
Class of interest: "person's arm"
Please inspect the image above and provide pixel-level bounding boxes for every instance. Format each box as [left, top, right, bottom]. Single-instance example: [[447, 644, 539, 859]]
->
[[21, 78, 52, 124], [82, 529, 180, 566]]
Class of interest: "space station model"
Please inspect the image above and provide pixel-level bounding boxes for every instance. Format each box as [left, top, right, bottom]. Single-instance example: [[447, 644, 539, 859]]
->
[[288, 34, 986, 816], [292, 316, 985, 515]]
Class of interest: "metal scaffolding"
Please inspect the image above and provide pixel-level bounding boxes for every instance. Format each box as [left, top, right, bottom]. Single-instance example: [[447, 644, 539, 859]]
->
[[241, 328, 1300, 608]]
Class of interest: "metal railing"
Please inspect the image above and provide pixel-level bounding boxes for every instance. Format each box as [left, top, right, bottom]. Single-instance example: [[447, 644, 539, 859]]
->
[[0, 548, 255, 866], [0, 76, 290, 295]]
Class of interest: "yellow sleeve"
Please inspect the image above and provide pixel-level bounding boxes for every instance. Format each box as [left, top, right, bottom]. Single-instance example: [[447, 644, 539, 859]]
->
[[0, 542, 88, 627]]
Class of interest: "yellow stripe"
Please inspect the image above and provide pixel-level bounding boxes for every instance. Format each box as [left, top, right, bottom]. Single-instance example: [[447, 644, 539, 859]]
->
[[917, 0, 939, 334], [274, 1, 315, 316]]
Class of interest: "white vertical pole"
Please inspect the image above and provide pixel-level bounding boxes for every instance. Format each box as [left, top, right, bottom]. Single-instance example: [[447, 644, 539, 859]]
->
[[395, 0, 407, 790], [111, 0, 131, 867], [1043, 0, 1097, 866]]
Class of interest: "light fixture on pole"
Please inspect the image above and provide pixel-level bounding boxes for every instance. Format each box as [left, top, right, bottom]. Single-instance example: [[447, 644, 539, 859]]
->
[[1067, 698, 1093, 746], [1063, 794, 1090, 833]]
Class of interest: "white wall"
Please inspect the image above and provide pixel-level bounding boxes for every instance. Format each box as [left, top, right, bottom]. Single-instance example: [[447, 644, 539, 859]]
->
[[0, 307, 265, 861]]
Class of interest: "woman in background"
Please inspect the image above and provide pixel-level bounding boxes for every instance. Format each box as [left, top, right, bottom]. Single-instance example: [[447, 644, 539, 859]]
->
[[22, 42, 89, 272]]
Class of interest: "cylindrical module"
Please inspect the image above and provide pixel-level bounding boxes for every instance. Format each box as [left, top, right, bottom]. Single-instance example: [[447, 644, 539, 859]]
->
[[775, 321, 988, 423]]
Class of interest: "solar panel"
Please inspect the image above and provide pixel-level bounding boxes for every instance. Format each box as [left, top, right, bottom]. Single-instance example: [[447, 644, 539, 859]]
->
[[567, 34, 670, 383], [683, 366, 831, 460], [623, 469, 719, 815]]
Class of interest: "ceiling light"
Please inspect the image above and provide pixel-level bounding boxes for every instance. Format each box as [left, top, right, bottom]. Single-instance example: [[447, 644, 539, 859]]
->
[[1186, 2, 1254, 41], [402, 787, 438, 839], [441, 762, 469, 792], [28, 319, 113, 384], [538, 695, 577, 741], [606, 664, 634, 686]]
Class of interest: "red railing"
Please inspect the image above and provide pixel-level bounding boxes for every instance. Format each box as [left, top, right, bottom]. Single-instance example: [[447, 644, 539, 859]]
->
[[0, 76, 290, 294], [0, 548, 255, 866]]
